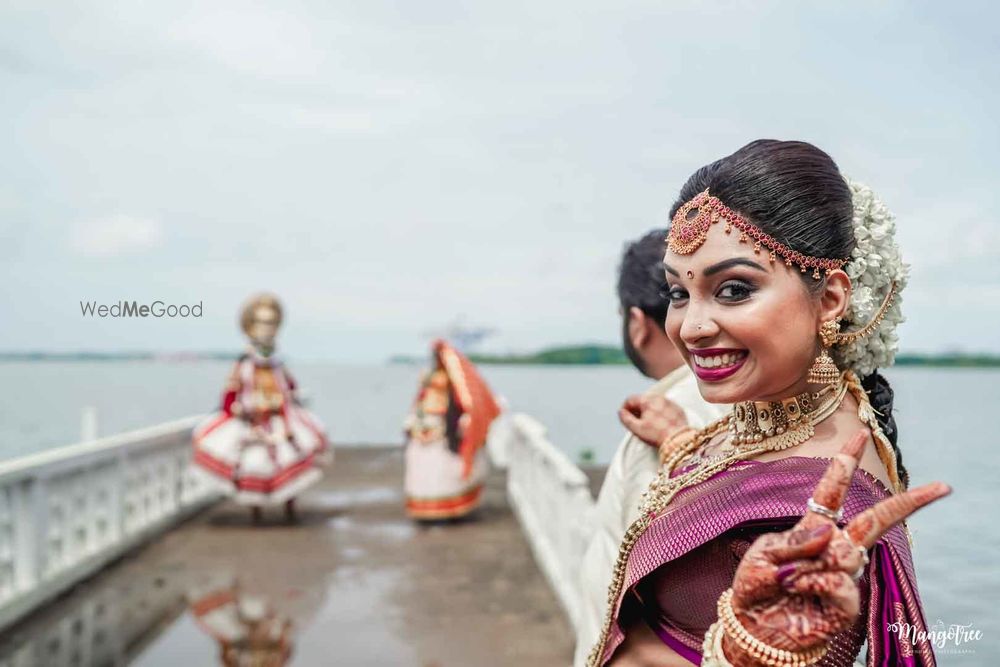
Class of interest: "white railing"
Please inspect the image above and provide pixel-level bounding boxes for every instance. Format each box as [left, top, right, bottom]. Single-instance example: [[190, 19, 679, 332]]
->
[[0, 415, 220, 632], [0, 552, 190, 667], [490, 413, 596, 637]]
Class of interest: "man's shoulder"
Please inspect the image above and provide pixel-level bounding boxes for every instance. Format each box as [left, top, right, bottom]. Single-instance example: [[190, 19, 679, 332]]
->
[[608, 432, 659, 476], [658, 365, 701, 404], [659, 366, 728, 426]]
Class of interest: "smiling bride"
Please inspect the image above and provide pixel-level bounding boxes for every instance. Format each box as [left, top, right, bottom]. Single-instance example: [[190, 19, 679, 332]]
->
[[590, 140, 950, 667]]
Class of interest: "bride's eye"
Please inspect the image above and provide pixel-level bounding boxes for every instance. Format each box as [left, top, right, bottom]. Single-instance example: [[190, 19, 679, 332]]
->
[[660, 283, 689, 304], [717, 280, 755, 302]]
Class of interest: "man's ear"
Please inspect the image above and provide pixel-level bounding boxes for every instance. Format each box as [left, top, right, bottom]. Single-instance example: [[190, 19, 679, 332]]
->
[[627, 306, 650, 349], [817, 270, 852, 325]]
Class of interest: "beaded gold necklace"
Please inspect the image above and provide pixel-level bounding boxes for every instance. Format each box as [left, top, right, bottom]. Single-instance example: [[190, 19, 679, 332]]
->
[[672, 381, 847, 473], [730, 382, 844, 448]]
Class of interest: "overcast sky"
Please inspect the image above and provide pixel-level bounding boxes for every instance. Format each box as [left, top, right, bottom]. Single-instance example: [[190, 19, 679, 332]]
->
[[1, 1, 997, 362]]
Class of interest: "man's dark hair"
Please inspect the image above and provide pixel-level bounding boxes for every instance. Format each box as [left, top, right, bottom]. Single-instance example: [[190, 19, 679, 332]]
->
[[617, 228, 669, 325]]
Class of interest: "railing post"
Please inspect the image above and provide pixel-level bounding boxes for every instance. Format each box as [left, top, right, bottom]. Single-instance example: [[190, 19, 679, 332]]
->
[[23, 477, 48, 588], [11, 479, 38, 595], [80, 406, 98, 442], [111, 448, 126, 545]]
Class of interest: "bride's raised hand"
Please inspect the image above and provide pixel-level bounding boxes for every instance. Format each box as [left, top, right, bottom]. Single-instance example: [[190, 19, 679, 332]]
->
[[724, 431, 950, 663]]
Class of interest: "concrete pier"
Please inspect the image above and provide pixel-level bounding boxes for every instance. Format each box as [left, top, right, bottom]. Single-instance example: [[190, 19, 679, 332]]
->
[[0, 447, 575, 666]]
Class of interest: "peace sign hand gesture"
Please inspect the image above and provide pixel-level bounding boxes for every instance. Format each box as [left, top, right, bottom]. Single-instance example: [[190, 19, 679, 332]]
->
[[722, 431, 951, 665]]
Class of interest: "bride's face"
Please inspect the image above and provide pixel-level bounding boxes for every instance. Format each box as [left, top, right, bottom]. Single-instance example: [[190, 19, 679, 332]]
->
[[663, 227, 849, 404]]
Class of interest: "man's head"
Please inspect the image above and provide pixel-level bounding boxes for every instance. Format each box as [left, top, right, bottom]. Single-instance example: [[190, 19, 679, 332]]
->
[[617, 229, 684, 379]]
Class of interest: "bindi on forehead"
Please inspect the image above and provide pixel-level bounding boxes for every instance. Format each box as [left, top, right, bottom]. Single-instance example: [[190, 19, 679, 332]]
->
[[664, 255, 769, 280], [665, 228, 771, 279]]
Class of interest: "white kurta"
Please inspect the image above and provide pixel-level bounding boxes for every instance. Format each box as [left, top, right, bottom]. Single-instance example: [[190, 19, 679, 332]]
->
[[573, 365, 727, 667]]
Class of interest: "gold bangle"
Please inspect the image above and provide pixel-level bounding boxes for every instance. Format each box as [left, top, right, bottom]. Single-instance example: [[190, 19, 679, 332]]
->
[[702, 622, 736, 667], [717, 589, 828, 667]]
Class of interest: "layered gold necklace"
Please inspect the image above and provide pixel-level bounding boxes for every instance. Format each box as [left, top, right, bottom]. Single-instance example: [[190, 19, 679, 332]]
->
[[587, 374, 851, 667], [729, 382, 846, 448], [671, 381, 848, 472]]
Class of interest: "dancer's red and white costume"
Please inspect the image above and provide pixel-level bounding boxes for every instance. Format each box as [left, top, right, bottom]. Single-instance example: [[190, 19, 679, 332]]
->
[[193, 351, 329, 505]]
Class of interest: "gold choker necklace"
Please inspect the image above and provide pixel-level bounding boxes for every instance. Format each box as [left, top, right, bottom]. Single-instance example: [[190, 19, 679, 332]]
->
[[729, 379, 847, 451]]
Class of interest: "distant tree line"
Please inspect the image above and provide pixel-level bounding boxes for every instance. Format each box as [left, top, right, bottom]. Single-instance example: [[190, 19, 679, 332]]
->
[[462, 346, 1000, 367]]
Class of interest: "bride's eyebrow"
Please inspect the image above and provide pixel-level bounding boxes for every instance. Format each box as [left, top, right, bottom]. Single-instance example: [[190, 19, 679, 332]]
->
[[703, 258, 767, 277], [663, 263, 679, 277]]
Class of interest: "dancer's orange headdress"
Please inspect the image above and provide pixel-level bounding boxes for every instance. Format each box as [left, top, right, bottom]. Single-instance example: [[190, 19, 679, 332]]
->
[[433, 339, 501, 479]]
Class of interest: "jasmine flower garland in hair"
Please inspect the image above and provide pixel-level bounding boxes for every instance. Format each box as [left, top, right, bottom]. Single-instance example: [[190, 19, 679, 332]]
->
[[836, 179, 910, 377]]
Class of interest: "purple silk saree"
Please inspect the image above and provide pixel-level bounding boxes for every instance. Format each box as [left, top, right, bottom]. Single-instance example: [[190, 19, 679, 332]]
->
[[599, 457, 935, 666]]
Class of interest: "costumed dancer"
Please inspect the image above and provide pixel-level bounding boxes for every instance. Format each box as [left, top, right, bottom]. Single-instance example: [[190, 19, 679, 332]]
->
[[192, 293, 330, 522], [590, 141, 950, 666], [403, 339, 500, 520]]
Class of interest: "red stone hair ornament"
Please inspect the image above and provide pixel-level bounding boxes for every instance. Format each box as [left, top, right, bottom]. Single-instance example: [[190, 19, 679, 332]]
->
[[667, 189, 849, 279]]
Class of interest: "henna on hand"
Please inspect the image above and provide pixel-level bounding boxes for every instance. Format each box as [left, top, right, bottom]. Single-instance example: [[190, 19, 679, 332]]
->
[[808, 431, 866, 518], [722, 432, 951, 663], [731, 524, 838, 653], [846, 481, 951, 549]]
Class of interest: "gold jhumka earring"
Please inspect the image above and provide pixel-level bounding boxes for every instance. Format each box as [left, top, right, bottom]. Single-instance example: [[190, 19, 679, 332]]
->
[[806, 282, 899, 386], [807, 319, 841, 385]]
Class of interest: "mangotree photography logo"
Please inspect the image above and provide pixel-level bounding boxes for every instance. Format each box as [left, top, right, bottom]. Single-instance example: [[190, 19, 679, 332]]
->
[[888, 607, 983, 658], [80, 300, 203, 318]]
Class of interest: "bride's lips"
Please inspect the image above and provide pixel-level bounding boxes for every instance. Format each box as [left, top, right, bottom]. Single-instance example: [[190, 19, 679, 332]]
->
[[688, 347, 748, 382]]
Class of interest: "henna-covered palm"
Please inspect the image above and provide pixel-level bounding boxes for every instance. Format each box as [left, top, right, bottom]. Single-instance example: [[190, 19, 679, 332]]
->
[[617, 394, 688, 447], [724, 431, 951, 665]]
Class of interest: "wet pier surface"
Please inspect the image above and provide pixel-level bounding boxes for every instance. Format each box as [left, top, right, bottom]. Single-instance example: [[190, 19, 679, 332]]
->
[[0, 447, 575, 667]]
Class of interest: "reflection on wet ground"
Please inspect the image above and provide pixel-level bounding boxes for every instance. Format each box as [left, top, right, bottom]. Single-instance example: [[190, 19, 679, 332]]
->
[[0, 447, 572, 666]]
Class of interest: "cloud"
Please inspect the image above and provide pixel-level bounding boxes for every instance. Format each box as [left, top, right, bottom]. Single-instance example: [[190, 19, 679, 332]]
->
[[70, 214, 165, 257], [2, 1, 998, 359], [165, 4, 328, 80], [241, 102, 377, 133]]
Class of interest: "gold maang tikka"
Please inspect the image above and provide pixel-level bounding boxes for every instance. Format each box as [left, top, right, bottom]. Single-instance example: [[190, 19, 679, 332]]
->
[[667, 189, 849, 279]]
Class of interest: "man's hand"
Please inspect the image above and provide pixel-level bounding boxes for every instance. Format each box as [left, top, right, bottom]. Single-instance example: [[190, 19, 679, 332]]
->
[[617, 394, 689, 447]]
